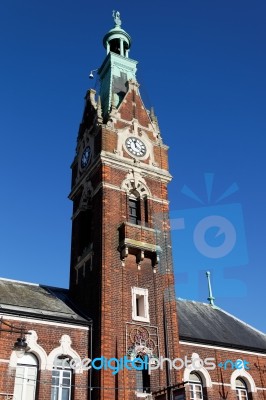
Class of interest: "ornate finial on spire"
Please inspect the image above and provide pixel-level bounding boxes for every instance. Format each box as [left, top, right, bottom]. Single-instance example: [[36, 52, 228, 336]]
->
[[206, 271, 215, 307], [150, 107, 158, 124], [112, 10, 122, 27], [110, 93, 117, 111]]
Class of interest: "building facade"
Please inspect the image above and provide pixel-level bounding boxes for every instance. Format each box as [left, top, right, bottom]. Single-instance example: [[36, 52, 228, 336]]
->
[[0, 279, 91, 400], [177, 299, 266, 400], [68, 10, 180, 400]]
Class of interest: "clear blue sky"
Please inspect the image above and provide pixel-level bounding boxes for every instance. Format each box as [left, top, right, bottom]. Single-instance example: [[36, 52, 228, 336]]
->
[[0, 1, 265, 332]]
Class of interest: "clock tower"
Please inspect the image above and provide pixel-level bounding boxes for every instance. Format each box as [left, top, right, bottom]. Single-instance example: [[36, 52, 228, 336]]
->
[[69, 12, 181, 400]]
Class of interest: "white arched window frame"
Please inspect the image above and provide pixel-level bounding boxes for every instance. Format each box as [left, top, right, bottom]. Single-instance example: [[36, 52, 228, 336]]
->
[[231, 367, 257, 394], [183, 353, 212, 389], [47, 334, 82, 373], [121, 171, 151, 226], [9, 330, 47, 370], [47, 335, 81, 400]]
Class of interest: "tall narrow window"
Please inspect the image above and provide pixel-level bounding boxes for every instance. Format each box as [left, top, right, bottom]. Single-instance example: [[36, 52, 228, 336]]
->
[[51, 358, 72, 400], [142, 368, 150, 393], [132, 287, 149, 322], [129, 198, 141, 225], [189, 372, 203, 400], [13, 353, 38, 400], [136, 295, 145, 317], [236, 378, 248, 400], [136, 366, 150, 394], [144, 197, 149, 226]]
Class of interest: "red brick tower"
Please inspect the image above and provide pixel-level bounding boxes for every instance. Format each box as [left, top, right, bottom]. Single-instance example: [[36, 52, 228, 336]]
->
[[69, 11, 180, 400]]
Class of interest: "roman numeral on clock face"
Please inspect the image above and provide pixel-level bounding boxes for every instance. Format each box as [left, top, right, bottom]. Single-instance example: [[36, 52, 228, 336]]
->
[[125, 137, 147, 157]]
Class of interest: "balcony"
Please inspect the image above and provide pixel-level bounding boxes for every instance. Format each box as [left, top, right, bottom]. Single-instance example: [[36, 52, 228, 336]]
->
[[118, 222, 161, 266]]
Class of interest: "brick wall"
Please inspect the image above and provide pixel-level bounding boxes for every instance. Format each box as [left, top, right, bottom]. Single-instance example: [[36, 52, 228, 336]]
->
[[178, 342, 266, 400], [69, 75, 180, 400], [0, 317, 90, 400]]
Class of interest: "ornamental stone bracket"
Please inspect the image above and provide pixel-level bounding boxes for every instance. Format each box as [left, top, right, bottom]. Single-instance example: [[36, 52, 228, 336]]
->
[[136, 249, 145, 268], [119, 240, 160, 269], [119, 242, 159, 270]]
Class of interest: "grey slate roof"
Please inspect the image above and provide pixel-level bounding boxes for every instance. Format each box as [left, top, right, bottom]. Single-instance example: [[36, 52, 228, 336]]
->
[[0, 278, 91, 326], [1, 278, 265, 350], [177, 299, 266, 353]]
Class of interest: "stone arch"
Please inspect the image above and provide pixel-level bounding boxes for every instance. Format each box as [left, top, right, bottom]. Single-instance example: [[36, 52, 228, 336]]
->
[[231, 367, 257, 393], [9, 330, 47, 370], [47, 334, 82, 373], [183, 367, 212, 388], [183, 353, 212, 388], [121, 170, 150, 198]]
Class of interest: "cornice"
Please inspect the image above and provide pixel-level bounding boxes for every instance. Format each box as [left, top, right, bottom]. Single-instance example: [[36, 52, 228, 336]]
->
[[69, 150, 172, 200], [100, 151, 172, 182]]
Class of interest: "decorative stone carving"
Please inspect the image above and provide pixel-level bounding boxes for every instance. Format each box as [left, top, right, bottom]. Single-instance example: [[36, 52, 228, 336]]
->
[[47, 334, 82, 373], [126, 325, 159, 361], [121, 170, 150, 197], [88, 89, 97, 108], [79, 180, 93, 210], [9, 330, 47, 370], [97, 96, 103, 123]]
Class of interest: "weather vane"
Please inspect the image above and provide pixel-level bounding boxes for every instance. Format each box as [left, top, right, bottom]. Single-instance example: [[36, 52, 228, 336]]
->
[[112, 10, 122, 27]]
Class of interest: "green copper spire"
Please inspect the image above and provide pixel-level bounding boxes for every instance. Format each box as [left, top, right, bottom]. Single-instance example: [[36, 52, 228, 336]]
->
[[103, 11, 132, 57], [98, 11, 138, 120], [206, 271, 215, 307]]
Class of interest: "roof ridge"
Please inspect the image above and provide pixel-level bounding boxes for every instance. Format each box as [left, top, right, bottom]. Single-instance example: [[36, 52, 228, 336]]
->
[[218, 307, 266, 337], [0, 278, 68, 292], [0, 277, 39, 286], [177, 297, 213, 306], [177, 297, 266, 337], [41, 284, 68, 291]]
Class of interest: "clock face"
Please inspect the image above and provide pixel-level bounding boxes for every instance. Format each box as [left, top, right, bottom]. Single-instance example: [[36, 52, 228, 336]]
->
[[125, 137, 146, 157], [81, 146, 91, 168]]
